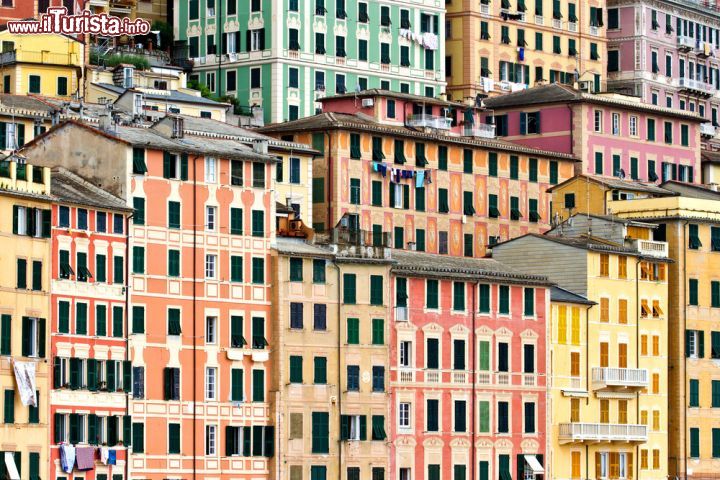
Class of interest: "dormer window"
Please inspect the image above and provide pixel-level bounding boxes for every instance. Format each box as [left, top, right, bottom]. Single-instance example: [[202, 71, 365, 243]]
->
[[123, 67, 134, 88], [172, 117, 184, 138], [133, 93, 144, 116]]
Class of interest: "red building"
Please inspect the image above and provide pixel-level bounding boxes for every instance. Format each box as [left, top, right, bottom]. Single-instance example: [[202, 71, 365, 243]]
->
[[389, 251, 549, 480], [49, 167, 133, 479], [0, 0, 67, 24]]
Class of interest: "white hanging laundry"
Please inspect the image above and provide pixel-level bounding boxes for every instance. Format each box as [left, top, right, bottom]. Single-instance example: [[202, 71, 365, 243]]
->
[[12, 360, 37, 407], [4, 452, 19, 480]]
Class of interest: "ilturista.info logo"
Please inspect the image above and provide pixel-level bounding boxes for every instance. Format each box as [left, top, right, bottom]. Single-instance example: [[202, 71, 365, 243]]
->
[[7, 7, 150, 36]]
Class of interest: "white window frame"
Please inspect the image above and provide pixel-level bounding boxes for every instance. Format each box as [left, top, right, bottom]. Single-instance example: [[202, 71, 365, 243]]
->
[[167, 154, 181, 179], [206, 424, 217, 455], [399, 468, 411, 480], [205, 157, 217, 183], [392, 185, 403, 208], [27, 316, 40, 357], [226, 32, 237, 54], [16, 206, 27, 235], [57, 413, 68, 442], [206, 367, 217, 400], [205, 254, 217, 279], [594, 110, 602, 132], [398, 402, 411, 429], [399, 341, 411, 367], [619, 452, 627, 479], [600, 452, 608, 478], [688, 330, 698, 358], [250, 30, 261, 51], [612, 113, 620, 135], [206, 205, 217, 231], [123, 67, 134, 88], [348, 415, 361, 440], [629, 116, 638, 137], [206, 72, 216, 93], [206, 316, 217, 344]]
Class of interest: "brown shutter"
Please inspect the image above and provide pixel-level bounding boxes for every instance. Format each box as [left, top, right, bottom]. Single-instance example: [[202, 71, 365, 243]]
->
[[595, 452, 601, 479]]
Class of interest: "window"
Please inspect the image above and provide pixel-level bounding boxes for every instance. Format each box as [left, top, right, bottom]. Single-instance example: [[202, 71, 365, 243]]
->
[[205, 367, 217, 400], [372, 318, 384, 345], [252, 317, 267, 349], [398, 402, 411, 428], [347, 365, 359, 391], [312, 412, 329, 453], [347, 317, 359, 344], [21, 316, 44, 358], [524, 288, 534, 316], [28, 75, 41, 94], [689, 224, 702, 249], [497, 401, 509, 432], [314, 357, 327, 384], [343, 273, 356, 304], [453, 282, 465, 311], [524, 402, 536, 433], [454, 400, 466, 432], [168, 309, 182, 336], [164, 368, 180, 400], [399, 341, 411, 367], [499, 285, 510, 314], [205, 254, 217, 279], [205, 316, 217, 344], [691, 428, 700, 458]]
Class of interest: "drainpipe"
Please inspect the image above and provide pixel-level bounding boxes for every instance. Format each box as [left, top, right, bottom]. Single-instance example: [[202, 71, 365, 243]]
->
[[682, 220, 689, 480], [124, 211, 134, 480], [325, 132, 333, 229], [331, 260, 342, 477], [584, 302, 594, 480], [635, 257, 641, 480], [471, 282, 477, 480]]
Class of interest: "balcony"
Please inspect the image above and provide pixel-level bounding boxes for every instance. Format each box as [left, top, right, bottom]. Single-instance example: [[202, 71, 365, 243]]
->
[[591, 367, 648, 390], [399, 368, 414, 383], [0, 50, 80, 67], [678, 35, 695, 51], [696, 41, 712, 58], [678, 77, 714, 97], [452, 371, 468, 384], [407, 114, 452, 131], [464, 124, 496, 139], [631, 239, 668, 258], [496, 372, 510, 385], [559, 423, 648, 444], [426, 370, 440, 383], [701, 122, 717, 138]]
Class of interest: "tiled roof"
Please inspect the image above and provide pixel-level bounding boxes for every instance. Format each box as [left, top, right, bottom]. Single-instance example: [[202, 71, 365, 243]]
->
[[175, 115, 318, 154], [275, 237, 334, 258], [259, 112, 578, 161], [95, 83, 229, 107], [51, 167, 131, 211], [546, 174, 674, 195], [391, 250, 552, 285], [550, 286, 595, 305], [0, 94, 54, 114], [484, 83, 703, 121], [660, 180, 720, 200], [702, 150, 720, 164]]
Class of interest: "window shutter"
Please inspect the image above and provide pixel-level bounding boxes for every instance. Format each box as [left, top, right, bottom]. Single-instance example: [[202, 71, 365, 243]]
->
[[87, 358, 97, 391], [252, 425, 263, 456], [113, 306, 123, 338], [479, 341, 490, 370], [123, 415, 132, 446], [163, 151, 171, 178], [69, 413, 79, 443], [53, 357, 62, 388], [231, 368, 243, 401], [88, 413, 98, 445], [520, 112, 527, 134], [263, 426, 274, 457], [54, 413, 63, 442], [700, 331, 706, 358], [340, 415, 349, 440], [41, 209, 51, 237], [426, 338, 439, 369], [173, 368, 180, 399], [686, 330, 692, 357], [236, 425, 249, 456], [123, 361, 131, 392], [180, 153, 189, 180], [106, 360, 116, 391], [359, 415, 367, 440], [0, 314, 10, 355], [21, 317, 30, 357], [225, 426, 235, 456], [133, 423, 145, 453], [253, 369, 264, 401], [168, 423, 180, 453]]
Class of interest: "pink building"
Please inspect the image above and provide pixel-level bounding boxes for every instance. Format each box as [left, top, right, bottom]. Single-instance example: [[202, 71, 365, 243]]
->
[[484, 83, 703, 183], [389, 251, 550, 480], [49, 168, 133, 479]]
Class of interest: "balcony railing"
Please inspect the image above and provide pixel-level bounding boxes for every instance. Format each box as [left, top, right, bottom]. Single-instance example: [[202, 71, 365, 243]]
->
[[407, 114, 452, 130], [559, 423, 648, 444], [452, 371, 467, 384], [399, 368, 414, 383], [464, 124, 496, 139], [0, 50, 79, 66], [678, 77, 714, 96], [477, 372, 491, 384], [632, 239, 668, 258], [592, 367, 648, 390], [523, 374, 536, 386], [678, 35, 695, 50], [496, 372, 510, 385], [426, 370, 440, 383], [701, 122, 717, 137]]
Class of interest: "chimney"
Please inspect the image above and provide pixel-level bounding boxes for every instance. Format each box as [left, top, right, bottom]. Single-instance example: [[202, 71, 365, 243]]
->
[[253, 138, 269, 155], [99, 112, 112, 131]]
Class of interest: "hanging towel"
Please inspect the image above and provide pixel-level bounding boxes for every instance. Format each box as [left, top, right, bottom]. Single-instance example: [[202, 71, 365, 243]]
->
[[100, 447, 109, 465], [425, 170, 432, 184], [60, 445, 76, 474], [415, 170, 425, 188], [107, 450, 117, 465], [75, 447, 95, 471], [378, 163, 387, 177], [372, 162, 379, 172], [12, 360, 37, 407], [4, 452, 19, 480]]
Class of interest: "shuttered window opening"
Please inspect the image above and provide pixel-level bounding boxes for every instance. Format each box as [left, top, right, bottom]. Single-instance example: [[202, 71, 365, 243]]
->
[[168, 308, 182, 335], [252, 369, 265, 402], [164, 367, 180, 400], [372, 415, 386, 440], [311, 412, 329, 453], [230, 315, 247, 348]]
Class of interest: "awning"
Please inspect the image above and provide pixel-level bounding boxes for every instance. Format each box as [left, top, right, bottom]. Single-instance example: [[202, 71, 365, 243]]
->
[[524, 455, 544, 475], [4, 452, 19, 480]]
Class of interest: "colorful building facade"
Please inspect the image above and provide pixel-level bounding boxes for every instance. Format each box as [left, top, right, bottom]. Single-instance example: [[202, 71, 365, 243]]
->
[[0, 156, 52, 480], [603, 185, 720, 479], [445, 0, 606, 102], [484, 83, 703, 183], [492, 219, 670, 480], [388, 251, 550, 480], [260, 89, 577, 256], [0, 31, 84, 98], [173, 0, 446, 123], [22, 118, 281, 480], [606, 0, 720, 145], [49, 167, 132, 480], [273, 235, 393, 480]]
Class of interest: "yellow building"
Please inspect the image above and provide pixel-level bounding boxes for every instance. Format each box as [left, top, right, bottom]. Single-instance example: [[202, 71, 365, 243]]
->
[[272, 234, 393, 480], [0, 155, 52, 480], [445, 0, 606, 102], [603, 184, 720, 479], [492, 215, 669, 480], [0, 31, 83, 98]]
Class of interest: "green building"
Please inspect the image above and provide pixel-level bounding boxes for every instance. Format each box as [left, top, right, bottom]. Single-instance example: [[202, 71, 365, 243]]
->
[[174, 0, 445, 123]]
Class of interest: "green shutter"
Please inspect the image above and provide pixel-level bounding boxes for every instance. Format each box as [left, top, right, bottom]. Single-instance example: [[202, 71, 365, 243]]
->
[[312, 412, 329, 453], [690, 279, 699, 305], [133, 423, 145, 453], [252, 369, 265, 402], [31, 261, 42, 291], [76, 303, 87, 335], [58, 301, 69, 334], [370, 275, 383, 305], [372, 318, 384, 345], [16, 258, 26, 289], [343, 273, 356, 304], [231, 368, 243, 401], [314, 357, 327, 384], [230, 207, 243, 234], [499, 285, 510, 314], [479, 284, 490, 313], [113, 256, 124, 284], [252, 257, 265, 284], [169, 423, 181, 454], [231, 256, 243, 282], [312, 259, 326, 283], [426, 279, 439, 309], [289, 257, 303, 281], [180, 154, 189, 180], [168, 250, 180, 277], [438, 146, 448, 170], [29, 452, 39, 480], [3, 389, 14, 423], [252, 210, 264, 237], [133, 246, 145, 274], [524, 288, 535, 316], [96, 254, 106, 283], [132, 306, 145, 334], [691, 428, 700, 457], [479, 341, 490, 371], [168, 201, 180, 229], [133, 197, 145, 225], [289, 356, 303, 383], [453, 282, 465, 311], [96, 305, 107, 337], [113, 306, 123, 338], [0, 314, 10, 355], [123, 415, 131, 446], [347, 318, 359, 344]]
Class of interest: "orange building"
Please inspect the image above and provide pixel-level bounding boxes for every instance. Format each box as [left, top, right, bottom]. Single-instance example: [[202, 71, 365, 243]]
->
[[22, 116, 292, 479]]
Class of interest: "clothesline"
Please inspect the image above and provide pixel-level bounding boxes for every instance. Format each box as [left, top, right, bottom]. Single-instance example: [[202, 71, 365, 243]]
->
[[372, 162, 432, 188], [60, 444, 117, 474]]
